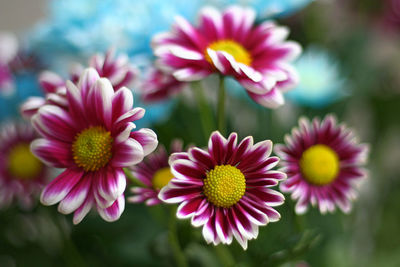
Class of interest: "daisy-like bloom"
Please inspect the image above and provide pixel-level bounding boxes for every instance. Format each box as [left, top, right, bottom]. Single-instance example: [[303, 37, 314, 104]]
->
[[152, 6, 301, 108], [0, 32, 18, 95], [21, 48, 139, 119], [141, 68, 187, 103], [30, 68, 158, 224], [128, 140, 183, 205], [159, 131, 286, 249], [0, 123, 48, 209], [274, 115, 368, 214]]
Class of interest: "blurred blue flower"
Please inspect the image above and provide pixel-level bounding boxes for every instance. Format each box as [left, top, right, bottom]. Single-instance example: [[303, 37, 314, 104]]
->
[[287, 47, 347, 108], [0, 71, 42, 121], [29, 0, 204, 67], [209, 0, 313, 18]]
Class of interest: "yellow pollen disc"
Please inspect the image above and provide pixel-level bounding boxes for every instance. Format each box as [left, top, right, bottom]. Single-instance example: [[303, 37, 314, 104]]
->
[[152, 167, 174, 190], [203, 165, 246, 208], [300, 144, 340, 186], [7, 143, 42, 179], [205, 40, 252, 66], [72, 126, 113, 172]]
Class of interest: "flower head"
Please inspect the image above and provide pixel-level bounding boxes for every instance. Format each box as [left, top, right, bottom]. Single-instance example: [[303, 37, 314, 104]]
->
[[159, 131, 285, 249], [140, 68, 187, 103], [128, 139, 183, 206], [0, 32, 18, 95], [0, 122, 48, 209], [275, 115, 368, 214], [152, 6, 301, 108], [30, 68, 157, 223], [287, 47, 346, 108], [21, 48, 139, 119]]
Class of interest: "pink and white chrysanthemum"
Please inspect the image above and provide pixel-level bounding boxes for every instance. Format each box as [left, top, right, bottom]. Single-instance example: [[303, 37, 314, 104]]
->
[[30, 68, 157, 224], [152, 6, 301, 108], [274, 115, 369, 214], [0, 122, 48, 209], [128, 140, 183, 205], [140, 68, 187, 103], [21, 48, 139, 119], [0, 32, 18, 94], [159, 131, 286, 249]]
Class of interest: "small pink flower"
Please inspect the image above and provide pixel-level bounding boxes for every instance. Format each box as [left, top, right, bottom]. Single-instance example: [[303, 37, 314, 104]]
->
[[0, 32, 18, 95], [0, 122, 48, 209], [152, 6, 301, 108], [128, 140, 183, 205], [21, 48, 139, 119], [140, 68, 187, 103], [275, 115, 369, 214], [30, 68, 157, 223], [159, 131, 286, 249]]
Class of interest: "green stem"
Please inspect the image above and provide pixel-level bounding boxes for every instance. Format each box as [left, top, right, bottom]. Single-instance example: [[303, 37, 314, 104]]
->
[[168, 207, 188, 267], [217, 76, 226, 135], [192, 81, 215, 141]]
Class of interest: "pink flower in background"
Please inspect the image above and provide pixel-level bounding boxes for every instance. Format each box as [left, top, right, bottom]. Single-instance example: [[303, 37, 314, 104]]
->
[[30, 68, 157, 223], [152, 6, 301, 108], [0, 123, 48, 209], [140, 68, 187, 103], [159, 131, 285, 249], [275, 115, 368, 214], [21, 48, 139, 119], [128, 140, 183, 205], [0, 32, 18, 95]]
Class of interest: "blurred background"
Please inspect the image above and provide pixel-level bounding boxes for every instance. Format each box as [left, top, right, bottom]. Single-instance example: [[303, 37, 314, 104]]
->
[[0, 0, 400, 266]]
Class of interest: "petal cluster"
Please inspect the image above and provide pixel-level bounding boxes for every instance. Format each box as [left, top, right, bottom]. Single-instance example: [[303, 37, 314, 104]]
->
[[159, 131, 285, 249], [128, 140, 183, 205], [152, 6, 301, 108], [31, 68, 157, 223], [0, 123, 48, 209], [275, 115, 369, 214], [21, 48, 139, 119], [0, 32, 18, 95], [140, 68, 187, 103]]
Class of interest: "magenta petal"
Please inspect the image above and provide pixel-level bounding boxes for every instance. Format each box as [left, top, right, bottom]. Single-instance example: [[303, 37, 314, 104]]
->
[[97, 195, 125, 222], [158, 182, 202, 203], [33, 105, 76, 142], [31, 139, 73, 168], [58, 176, 92, 214], [177, 196, 203, 219], [73, 193, 94, 225], [41, 169, 84, 206], [96, 168, 126, 203], [130, 128, 158, 156], [112, 139, 144, 167], [112, 87, 133, 119]]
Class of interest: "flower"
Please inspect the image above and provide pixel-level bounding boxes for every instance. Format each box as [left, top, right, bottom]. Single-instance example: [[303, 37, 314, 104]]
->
[[30, 68, 158, 223], [29, 0, 204, 65], [21, 48, 139, 119], [286, 47, 346, 108], [0, 122, 48, 209], [209, 0, 314, 18], [0, 32, 18, 95], [152, 5, 301, 108], [140, 68, 187, 103], [274, 115, 369, 214], [159, 131, 286, 249], [128, 140, 183, 205]]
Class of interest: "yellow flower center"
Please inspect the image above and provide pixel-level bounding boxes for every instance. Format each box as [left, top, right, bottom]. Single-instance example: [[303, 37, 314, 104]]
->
[[203, 165, 246, 208], [205, 40, 252, 66], [152, 167, 174, 190], [300, 144, 340, 186], [7, 143, 42, 179], [72, 126, 113, 172]]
